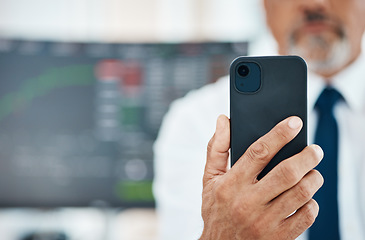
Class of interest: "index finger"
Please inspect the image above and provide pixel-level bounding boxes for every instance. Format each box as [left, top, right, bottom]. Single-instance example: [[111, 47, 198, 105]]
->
[[230, 116, 303, 182]]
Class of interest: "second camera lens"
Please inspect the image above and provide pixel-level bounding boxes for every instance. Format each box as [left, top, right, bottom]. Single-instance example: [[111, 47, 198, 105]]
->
[[237, 65, 250, 77]]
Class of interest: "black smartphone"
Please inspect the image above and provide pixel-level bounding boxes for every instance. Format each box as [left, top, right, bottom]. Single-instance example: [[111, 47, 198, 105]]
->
[[230, 56, 307, 180]]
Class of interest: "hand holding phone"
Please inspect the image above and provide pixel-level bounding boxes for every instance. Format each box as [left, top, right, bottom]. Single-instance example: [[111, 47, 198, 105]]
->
[[201, 115, 324, 240]]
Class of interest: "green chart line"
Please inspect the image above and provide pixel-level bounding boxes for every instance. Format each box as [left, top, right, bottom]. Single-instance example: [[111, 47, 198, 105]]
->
[[0, 64, 95, 122]]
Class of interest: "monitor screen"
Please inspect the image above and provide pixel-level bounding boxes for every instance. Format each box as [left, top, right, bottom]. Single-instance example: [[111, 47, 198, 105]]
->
[[0, 39, 247, 207]]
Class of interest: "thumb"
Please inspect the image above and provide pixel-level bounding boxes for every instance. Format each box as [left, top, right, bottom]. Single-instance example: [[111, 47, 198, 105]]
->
[[204, 115, 230, 184]]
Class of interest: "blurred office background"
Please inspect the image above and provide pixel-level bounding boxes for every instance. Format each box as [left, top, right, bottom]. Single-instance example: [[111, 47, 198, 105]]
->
[[0, 0, 267, 240], [0, 0, 266, 42]]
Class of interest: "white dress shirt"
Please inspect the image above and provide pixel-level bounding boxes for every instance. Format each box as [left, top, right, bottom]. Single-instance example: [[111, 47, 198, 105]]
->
[[153, 53, 365, 240]]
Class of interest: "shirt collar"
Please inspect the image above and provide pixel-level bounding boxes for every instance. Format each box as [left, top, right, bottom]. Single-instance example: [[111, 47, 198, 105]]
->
[[308, 53, 365, 112], [308, 71, 325, 112]]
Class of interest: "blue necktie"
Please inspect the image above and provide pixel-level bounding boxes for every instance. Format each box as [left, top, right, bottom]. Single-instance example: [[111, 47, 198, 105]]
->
[[309, 87, 342, 240]]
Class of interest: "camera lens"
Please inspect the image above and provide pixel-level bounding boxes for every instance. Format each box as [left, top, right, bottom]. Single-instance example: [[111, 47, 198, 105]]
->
[[237, 65, 249, 77]]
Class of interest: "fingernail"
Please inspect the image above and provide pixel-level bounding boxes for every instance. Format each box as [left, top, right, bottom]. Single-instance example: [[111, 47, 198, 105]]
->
[[312, 145, 324, 160], [288, 117, 302, 129]]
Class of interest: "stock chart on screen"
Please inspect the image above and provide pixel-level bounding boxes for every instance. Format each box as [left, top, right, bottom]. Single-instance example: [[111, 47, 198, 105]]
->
[[0, 39, 247, 207]]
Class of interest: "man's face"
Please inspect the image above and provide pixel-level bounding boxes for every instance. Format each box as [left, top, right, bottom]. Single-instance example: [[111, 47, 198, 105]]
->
[[263, 0, 365, 76]]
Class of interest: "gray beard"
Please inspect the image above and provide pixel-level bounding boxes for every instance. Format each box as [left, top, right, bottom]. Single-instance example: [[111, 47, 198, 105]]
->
[[288, 35, 352, 75]]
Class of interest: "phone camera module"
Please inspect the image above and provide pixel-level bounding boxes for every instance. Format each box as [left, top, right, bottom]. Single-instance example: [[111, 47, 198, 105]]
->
[[237, 65, 250, 77], [234, 62, 261, 93]]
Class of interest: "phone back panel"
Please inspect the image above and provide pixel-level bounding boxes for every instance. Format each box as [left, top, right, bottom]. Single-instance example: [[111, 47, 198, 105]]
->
[[230, 56, 307, 179]]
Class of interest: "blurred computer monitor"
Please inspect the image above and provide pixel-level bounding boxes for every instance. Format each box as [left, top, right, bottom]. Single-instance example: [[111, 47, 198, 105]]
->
[[0, 39, 247, 207]]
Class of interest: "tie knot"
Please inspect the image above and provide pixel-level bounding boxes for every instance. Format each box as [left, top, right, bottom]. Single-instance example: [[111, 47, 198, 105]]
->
[[315, 87, 343, 113]]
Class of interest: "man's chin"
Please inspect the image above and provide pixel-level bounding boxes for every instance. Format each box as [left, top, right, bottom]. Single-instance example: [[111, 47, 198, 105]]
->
[[289, 38, 351, 76]]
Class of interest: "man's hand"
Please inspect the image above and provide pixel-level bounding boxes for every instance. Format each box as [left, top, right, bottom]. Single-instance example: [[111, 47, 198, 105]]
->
[[200, 115, 324, 240]]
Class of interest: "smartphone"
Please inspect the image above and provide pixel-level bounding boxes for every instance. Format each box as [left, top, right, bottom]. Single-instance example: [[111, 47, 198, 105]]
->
[[230, 56, 307, 180]]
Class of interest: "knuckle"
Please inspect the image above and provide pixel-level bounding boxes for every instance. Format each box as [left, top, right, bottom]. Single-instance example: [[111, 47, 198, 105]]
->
[[278, 163, 299, 185], [296, 182, 313, 202], [247, 141, 270, 162], [283, 201, 318, 239], [207, 135, 215, 153], [273, 124, 290, 142], [302, 201, 318, 227]]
